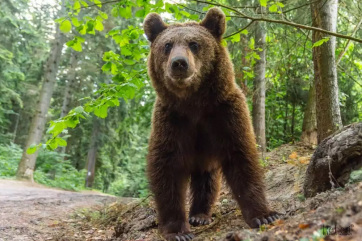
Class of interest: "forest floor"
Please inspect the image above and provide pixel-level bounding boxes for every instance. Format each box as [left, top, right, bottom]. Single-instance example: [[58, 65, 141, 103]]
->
[[1, 144, 362, 241]]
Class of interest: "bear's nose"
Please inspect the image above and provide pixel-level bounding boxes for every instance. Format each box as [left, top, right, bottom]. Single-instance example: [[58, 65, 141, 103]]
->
[[171, 56, 189, 72]]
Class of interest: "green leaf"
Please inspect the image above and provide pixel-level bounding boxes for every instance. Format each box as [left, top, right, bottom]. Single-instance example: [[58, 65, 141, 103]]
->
[[102, 62, 112, 72], [99, 11, 108, 19], [55, 17, 66, 23], [66, 36, 84, 52], [276, 2, 285, 7], [73, 1, 81, 11], [312, 37, 330, 47], [60, 20, 72, 33], [129, 30, 139, 39], [95, 20, 104, 31], [180, 11, 191, 17], [155, 0, 164, 7], [65, 118, 78, 128], [47, 138, 58, 150], [119, 7, 132, 19], [71, 17, 81, 27], [230, 33, 240, 43], [111, 7, 119, 17], [135, 9, 145, 18], [121, 47, 132, 56], [73, 106, 84, 114], [94, 0, 102, 8], [124, 59, 136, 65], [111, 63, 118, 75], [249, 38, 255, 49], [56, 137, 67, 147], [80, 1, 88, 7], [77, 24, 87, 35], [27, 144, 38, 154], [241, 29, 248, 35], [260, 0, 268, 7], [86, 20, 95, 34], [269, 4, 278, 12], [94, 105, 108, 118]]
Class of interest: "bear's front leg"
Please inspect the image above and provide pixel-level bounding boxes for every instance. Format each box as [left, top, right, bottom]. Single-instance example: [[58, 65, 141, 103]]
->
[[147, 143, 194, 240], [221, 152, 280, 228], [220, 95, 280, 228]]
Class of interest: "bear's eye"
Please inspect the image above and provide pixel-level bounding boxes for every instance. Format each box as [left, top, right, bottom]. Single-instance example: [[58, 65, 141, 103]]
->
[[189, 42, 199, 53], [164, 43, 173, 54]]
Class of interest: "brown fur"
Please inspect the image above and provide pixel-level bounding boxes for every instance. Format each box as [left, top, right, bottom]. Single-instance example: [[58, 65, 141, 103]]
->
[[144, 8, 277, 240]]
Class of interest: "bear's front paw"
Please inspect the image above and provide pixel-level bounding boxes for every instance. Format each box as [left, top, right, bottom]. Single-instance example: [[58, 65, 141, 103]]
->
[[163, 232, 195, 241], [189, 213, 212, 226], [247, 211, 282, 228]]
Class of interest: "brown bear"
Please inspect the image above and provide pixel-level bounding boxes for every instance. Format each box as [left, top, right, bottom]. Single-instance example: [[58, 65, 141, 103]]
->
[[143, 7, 279, 241]]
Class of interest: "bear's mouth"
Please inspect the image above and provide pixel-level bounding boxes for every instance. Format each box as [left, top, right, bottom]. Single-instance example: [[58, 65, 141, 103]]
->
[[170, 73, 196, 88]]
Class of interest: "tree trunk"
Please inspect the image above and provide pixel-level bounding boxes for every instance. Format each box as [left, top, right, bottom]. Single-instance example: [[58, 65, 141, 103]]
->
[[291, 102, 296, 142], [301, 84, 318, 146], [283, 93, 288, 140], [311, 0, 342, 143], [16, 21, 65, 181], [85, 117, 100, 188], [240, 36, 249, 94], [60, 52, 78, 155], [252, 20, 267, 154], [61, 52, 78, 118], [303, 123, 362, 197]]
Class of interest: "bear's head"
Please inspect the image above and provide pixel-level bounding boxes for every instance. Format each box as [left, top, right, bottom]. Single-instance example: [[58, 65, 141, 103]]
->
[[143, 7, 227, 98]]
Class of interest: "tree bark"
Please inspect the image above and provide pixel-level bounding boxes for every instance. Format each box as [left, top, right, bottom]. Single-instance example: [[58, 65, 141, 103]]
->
[[60, 52, 78, 156], [311, 0, 342, 143], [16, 18, 65, 181], [240, 36, 249, 94], [301, 84, 318, 146], [252, 19, 266, 154], [85, 117, 100, 188], [303, 123, 362, 197], [61, 52, 78, 118]]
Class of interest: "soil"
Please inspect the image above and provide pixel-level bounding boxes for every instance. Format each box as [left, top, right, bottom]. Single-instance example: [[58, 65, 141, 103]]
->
[[1, 143, 362, 241], [0, 180, 135, 241]]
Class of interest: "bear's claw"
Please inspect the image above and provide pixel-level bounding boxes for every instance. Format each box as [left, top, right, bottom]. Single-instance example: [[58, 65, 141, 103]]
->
[[251, 212, 282, 228], [189, 214, 212, 226]]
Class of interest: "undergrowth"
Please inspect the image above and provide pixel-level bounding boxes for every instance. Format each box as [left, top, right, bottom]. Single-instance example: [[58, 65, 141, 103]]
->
[[0, 143, 86, 191]]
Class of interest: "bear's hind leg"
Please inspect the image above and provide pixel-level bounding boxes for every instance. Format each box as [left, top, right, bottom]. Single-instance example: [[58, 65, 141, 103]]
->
[[189, 169, 221, 226]]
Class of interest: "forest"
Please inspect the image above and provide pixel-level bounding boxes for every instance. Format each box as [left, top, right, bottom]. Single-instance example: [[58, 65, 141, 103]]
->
[[0, 0, 362, 240]]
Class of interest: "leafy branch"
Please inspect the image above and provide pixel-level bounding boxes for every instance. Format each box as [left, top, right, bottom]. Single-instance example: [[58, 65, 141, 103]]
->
[[192, 0, 362, 43]]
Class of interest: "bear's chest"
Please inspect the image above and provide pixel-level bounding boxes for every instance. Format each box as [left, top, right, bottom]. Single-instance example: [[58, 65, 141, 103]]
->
[[170, 109, 226, 156]]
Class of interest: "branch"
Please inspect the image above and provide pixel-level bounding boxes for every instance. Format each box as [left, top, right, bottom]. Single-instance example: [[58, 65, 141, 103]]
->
[[224, 20, 255, 39], [336, 18, 362, 65], [75, 0, 120, 10], [337, 65, 362, 88], [283, 0, 320, 14], [192, 0, 362, 43]]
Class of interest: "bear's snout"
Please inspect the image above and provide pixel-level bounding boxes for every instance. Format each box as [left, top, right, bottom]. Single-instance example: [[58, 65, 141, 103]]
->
[[167, 45, 195, 83], [171, 56, 189, 73]]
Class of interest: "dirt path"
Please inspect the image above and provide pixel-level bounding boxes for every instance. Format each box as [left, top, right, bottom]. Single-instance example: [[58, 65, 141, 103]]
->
[[0, 180, 134, 241]]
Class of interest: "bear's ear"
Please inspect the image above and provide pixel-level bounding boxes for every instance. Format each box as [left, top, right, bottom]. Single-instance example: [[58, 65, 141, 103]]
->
[[143, 13, 167, 42], [200, 7, 226, 39]]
